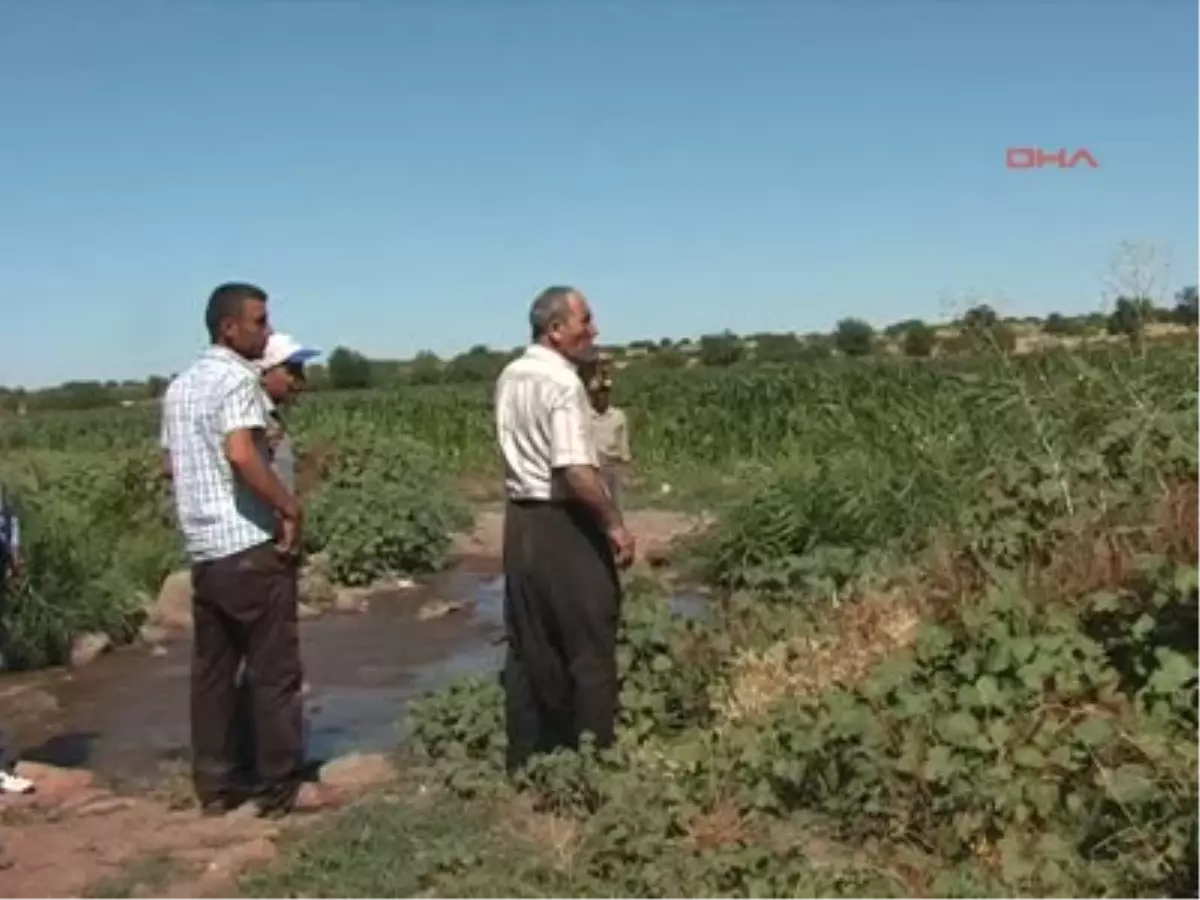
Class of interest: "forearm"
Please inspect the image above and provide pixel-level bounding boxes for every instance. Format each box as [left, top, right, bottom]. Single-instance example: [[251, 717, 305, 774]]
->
[[562, 465, 623, 531]]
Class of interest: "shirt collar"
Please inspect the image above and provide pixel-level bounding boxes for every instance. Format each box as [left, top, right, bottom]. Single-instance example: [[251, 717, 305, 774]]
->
[[524, 343, 577, 372], [204, 344, 260, 375]]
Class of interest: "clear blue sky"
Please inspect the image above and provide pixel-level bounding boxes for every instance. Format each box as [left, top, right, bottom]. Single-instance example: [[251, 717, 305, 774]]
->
[[1, 0, 1195, 388]]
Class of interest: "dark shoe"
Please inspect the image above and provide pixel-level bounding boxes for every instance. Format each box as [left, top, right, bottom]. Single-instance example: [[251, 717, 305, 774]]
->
[[255, 782, 340, 819], [198, 788, 252, 817]]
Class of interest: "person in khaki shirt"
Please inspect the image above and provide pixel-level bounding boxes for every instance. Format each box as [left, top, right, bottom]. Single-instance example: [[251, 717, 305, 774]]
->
[[580, 356, 632, 511]]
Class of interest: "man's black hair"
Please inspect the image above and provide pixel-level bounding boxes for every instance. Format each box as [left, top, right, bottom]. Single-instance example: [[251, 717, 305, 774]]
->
[[205, 282, 268, 343]]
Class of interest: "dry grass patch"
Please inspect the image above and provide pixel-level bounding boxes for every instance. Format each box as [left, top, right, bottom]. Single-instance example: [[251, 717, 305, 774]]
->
[[683, 797, 750, 852], [716, 585, 925, 723], [504, 793, 583, 872]]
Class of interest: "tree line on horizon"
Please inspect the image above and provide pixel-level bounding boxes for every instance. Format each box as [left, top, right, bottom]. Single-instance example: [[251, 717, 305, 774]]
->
[[3, 287, 1195, 413]]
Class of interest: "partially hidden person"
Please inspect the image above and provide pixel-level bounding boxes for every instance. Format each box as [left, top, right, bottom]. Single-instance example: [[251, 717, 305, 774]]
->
[[579, 354, 633, 513], [233, 332, 321, 795]]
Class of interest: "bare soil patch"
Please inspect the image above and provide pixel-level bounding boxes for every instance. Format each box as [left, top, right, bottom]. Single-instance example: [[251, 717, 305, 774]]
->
[[0, 755, 393, 899], [452, 506, 713, 567]]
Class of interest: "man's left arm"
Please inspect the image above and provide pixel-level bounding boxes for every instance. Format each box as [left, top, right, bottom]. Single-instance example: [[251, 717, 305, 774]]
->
[[159, 407, 173, 481], [5, 513, 21, 584], [615, 409, 633, 464]]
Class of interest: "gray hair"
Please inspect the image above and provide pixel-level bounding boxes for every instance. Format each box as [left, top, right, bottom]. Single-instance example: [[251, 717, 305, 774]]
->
[[529, 286, 578, 341]]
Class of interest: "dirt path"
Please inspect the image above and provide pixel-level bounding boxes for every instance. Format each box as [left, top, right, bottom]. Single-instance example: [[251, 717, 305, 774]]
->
[[0, 754, 395, 899], [0, 507, 712, 898]]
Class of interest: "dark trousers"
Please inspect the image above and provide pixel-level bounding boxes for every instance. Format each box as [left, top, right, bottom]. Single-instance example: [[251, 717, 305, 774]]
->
[[0, 728, 15, 773], [190, 540, 303, 813], [502, 500, 622, 774], [0, 576, 17, 773]]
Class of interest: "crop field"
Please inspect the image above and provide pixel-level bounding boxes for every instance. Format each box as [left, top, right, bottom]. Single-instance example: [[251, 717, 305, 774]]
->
[[1, 340, 1197, 896]]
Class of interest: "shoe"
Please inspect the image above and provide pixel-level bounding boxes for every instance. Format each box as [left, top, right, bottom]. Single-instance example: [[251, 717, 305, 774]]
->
[[0, 770, 34, 795], [255, 781, 340, 819]]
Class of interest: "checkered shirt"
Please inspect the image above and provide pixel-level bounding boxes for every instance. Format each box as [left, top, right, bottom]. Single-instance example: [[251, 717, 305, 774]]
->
[[494, 343, 598, 501], [160, 345, 277, 562]]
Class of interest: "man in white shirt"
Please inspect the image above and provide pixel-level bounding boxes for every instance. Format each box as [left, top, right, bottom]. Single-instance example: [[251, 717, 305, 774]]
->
[[494, 285, 635, 774]]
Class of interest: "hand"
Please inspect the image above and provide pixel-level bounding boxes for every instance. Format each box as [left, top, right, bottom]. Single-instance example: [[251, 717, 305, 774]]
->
[[7, 554, 24, 589], [276, 508, 304, 559], [607, 524, 636, 569]]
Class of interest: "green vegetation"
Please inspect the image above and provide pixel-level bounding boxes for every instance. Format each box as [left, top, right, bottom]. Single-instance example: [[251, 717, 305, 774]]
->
[[0, 272, 1195, 895], [236, 339, 1197, 898]]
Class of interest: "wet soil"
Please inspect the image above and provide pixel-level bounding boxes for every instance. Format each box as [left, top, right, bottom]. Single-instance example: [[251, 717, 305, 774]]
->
[[0, 560, 509, 782]]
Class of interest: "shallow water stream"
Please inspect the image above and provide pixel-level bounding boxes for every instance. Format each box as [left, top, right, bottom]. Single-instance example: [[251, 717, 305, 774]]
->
[[0, 563, 708, 782]]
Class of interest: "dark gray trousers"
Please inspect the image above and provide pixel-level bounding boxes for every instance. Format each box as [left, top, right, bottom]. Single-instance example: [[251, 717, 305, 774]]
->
[[0, 574, 17, 773], [0, 728, 15, 773], [501, 500, 621, 774]]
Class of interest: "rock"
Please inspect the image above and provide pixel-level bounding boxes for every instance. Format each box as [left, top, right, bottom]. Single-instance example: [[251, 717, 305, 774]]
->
[[416, 598, 466, 621], [332, 587, 369, 614], [298, 554, 336, 608], [149, 569, 194, 632], [70, 632, 112, 668], [139, 623, 169, 645], [318, 752, 395, 790], [297, 602, 321, 620], [204, 836, 277, 873]]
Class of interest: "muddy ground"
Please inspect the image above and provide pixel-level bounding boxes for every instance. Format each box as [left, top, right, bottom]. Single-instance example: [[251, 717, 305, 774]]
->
[[0, 508, 706, 899]]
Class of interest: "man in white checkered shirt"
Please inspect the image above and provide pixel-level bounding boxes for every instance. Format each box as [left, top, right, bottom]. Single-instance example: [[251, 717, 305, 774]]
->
[[494, 285, 636, 775], [161, 282, 333, 819]]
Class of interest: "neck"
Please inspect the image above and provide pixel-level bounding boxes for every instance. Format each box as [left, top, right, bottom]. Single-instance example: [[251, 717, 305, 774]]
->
[[534, 339, 574, 366]]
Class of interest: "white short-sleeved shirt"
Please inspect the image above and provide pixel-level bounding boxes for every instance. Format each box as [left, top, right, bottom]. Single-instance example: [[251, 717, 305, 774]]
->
[[160, 345, 277, 562], [494, 344, 598, 501]]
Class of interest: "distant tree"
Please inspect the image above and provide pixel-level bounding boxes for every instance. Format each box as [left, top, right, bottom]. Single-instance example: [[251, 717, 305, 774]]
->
[[900, 321, 936, 358], [957, 304, 1016, 354], [327, 346, 373, 390], [648, 346, 686, 369], [754, 332, 802, 364], [958, 304, 999, 335], [833, 318, 874, 357], [698, 331, 743, 367], [797, 335, 834, 362], [1107, 296, 1155, 341], [1043, 312, 1077, 336], [445, 344, 506, 383], [1173, 286, 1198, 327], [146, 375, 168, 399], [407, 350, 443, 385], [885, 318, 925, 338]]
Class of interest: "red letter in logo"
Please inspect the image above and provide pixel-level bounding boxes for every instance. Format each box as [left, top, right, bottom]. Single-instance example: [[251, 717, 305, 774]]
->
[[1006, 148, 1036, 168], [1066, 148, 1100, 168], [1036, 148, 1068, 168]]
